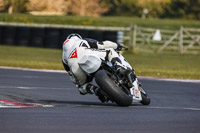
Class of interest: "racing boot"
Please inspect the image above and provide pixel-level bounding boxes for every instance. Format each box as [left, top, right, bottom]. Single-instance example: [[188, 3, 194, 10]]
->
[[111, 57, 132, 75], [87, 84, 108, 103], [82, 84, 108, 103], [86, 84, 97, 94], [94, 89, 108, 103], [78, 83, 96, 95]]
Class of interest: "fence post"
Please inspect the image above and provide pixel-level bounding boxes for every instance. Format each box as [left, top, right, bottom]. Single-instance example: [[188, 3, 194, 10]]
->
[[179, 26, 184, 54], [129, 24, 134, 49], [133, 25, 137, 51]]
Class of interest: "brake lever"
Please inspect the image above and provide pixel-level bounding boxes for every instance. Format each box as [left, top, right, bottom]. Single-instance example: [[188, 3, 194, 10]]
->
[[118, 43, 128, 51], [123, 46, 128, 51]]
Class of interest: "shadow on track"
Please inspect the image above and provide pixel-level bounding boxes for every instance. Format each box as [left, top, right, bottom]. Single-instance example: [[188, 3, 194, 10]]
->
[[24, 99, 142, 107], [1, 93, 142, 107]]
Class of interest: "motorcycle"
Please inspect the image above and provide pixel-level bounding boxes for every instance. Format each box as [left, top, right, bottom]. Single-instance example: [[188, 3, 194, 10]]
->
[[78, 45, 151, 106]]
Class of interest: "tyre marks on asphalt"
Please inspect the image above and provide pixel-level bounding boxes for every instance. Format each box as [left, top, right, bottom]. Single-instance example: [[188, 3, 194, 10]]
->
[[0, 100, 54, 108]]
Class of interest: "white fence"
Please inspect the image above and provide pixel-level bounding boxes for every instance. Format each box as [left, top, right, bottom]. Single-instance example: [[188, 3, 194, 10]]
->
[[130, 25, 200, 54]]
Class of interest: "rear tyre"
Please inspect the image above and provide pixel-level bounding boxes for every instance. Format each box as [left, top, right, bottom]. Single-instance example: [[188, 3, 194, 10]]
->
[[95, 70, 132, 106]]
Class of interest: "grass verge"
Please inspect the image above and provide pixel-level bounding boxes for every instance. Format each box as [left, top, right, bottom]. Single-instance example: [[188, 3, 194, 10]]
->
[[0, 45, 199, 80], [124, 52, 200, 80], [0, 45, 63, 70], [0, 13, 200, 29]]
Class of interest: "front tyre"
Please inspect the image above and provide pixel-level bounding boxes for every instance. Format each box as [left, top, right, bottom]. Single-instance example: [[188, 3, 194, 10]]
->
[[141, 92, 151, 105], [95, 70, 132, 106]]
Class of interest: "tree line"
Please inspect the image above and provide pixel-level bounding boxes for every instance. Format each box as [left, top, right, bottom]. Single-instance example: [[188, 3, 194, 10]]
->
[[0, 0, 199, 19]]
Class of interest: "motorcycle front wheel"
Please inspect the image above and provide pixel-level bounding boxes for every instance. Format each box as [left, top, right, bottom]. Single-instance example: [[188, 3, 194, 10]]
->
[[141, 92, 151, 105], [95, 70, 133, 106]]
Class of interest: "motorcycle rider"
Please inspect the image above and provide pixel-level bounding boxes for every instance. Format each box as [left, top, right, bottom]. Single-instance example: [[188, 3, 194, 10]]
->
[[62, 33, 132, 102]]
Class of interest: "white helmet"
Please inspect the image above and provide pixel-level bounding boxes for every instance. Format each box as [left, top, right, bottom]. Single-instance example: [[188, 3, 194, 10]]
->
[[67, 33, 82, 40]]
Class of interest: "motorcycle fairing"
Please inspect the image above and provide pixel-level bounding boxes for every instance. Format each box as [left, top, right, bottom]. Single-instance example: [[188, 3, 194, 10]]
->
[[130, 79, 142, 102]]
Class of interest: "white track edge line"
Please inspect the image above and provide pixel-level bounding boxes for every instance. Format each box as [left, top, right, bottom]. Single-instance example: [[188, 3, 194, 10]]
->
[[0, 66, 65, 73]]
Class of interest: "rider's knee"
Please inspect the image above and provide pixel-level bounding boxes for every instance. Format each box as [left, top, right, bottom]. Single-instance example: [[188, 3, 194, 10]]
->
[[71, 63, 87, 85]]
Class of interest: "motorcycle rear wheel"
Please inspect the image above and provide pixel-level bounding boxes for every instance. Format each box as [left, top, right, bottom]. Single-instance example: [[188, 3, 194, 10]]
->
[[95, 70, 133, 106]]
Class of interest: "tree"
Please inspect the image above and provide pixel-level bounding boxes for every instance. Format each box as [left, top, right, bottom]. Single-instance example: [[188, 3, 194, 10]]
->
[[28, 0, 69, 15], [137, 0, 171, 17], [3, 0, 29, 14], [0, 0, 5, 11], [163, 0, 200, 19], [69, 0, 108, 17], [103, 0, 141, 16], [28, 0, 107, 16], [189, 0, 200, 19]]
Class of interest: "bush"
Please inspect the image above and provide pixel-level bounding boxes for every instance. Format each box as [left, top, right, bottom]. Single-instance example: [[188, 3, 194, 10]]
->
[[2, 0, 29, 14], [163, 0, 200, 19]]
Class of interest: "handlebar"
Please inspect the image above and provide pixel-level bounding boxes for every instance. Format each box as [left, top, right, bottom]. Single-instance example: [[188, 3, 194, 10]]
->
[[117, 43, 128, 51]]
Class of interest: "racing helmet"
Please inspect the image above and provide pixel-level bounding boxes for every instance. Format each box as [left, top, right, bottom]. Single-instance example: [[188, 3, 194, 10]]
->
[[67, 33, 82, 40]]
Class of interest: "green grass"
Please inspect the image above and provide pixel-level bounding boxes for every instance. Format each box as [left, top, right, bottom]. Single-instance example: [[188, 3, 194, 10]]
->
[[0, 45, 200, 80], [0, 13, 200, 29], [124, 52, 200, 80], [0, 45, 63, 70]]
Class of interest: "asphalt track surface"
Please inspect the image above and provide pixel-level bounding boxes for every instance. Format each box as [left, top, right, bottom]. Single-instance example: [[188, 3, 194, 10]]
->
[[0, 68, 200, 133]]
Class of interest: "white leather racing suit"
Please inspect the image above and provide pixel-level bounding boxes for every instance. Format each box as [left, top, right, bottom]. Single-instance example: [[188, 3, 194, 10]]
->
[[62, 37, 120, 94]]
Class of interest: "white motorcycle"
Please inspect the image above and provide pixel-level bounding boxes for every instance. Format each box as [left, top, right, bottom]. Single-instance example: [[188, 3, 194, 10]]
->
[[78, 45, 151, 106]]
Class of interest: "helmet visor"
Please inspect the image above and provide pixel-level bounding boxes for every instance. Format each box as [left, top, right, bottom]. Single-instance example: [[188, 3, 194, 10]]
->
[[67, 33, 82, 40]]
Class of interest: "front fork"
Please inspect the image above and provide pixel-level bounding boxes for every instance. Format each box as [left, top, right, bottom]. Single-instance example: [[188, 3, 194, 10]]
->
[[129, 78, 147, 102]]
